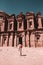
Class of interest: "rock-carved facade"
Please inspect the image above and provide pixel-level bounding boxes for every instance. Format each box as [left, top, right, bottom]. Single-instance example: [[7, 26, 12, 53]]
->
[[0, 11, 43, 47]]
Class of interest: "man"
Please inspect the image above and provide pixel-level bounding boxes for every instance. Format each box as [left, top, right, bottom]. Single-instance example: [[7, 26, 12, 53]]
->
[[19, 43, 22, 56], [18, 37, 23, 56]]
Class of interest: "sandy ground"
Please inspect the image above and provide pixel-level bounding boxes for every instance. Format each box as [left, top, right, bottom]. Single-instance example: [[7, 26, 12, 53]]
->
[[0, 47, 43, 65]]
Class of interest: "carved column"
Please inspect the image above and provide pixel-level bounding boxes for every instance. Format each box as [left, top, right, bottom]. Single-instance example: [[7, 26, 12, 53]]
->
[[9, 33, 13, 46], [26, 32, 29, 47], [30, 33, 35, 47], [14, 33, 17, 47], [22, 32, 25, 46]]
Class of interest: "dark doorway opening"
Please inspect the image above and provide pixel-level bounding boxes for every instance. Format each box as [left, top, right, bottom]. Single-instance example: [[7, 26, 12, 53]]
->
[[19, 37, 22, 45]]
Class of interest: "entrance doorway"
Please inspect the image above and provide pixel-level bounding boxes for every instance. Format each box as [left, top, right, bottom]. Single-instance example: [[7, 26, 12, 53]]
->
[[19, 37, 22, 45]]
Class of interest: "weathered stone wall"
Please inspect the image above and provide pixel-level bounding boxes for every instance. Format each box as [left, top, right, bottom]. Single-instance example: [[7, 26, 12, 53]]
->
[[0, 11, 43, 47]]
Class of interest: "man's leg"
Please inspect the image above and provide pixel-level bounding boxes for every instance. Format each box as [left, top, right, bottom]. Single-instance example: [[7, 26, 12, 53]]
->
[[20, 47, 22, 56]]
